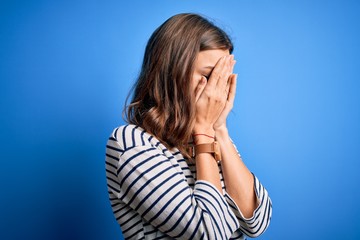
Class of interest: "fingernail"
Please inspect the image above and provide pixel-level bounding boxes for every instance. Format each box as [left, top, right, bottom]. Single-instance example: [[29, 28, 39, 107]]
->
[[226, 55, 231, 63]]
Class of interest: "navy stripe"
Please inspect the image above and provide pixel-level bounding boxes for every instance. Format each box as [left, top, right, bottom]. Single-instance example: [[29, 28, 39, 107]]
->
[[147, 186, 189, 223], [240, 196, 270, 237], [131, 126, 136, 147], [254, 174, 260, 197], [108, 136, 117, 141], [110, 196, 120, 202], [113, 204, 127, 214], [105, 153, 118, 161], [106, 144, 123, 153], [139, 177, 183, 216], [153, 234, 168, 240], [105, 169, 117, 178], [121, 212, 138, 226], [136, 174, 184, 215], [196, 197, 221, 240], [122, 125, 128, 149], [119, 152, 162, 187], [122, 219, 143, 234], [124, 163, 173, 204], [140, 129, 146, 145], [117, 147, 156, 174], [163, 204, 195, 234], [116, 207, 133, 221], [195, 195, 225, 239], [197, 183, 238, 227], [171, 204, 199, 238], [196, 188, 236, 233], [105, 160, 117, 169], [107, 183, 119, 194], [154, 195, 192, 229], [113, 127, 119, 140], [106, 176, 119, 186], [125, 225, 143, 238], [252, 197, 271, 234], [189, 211, 204, 239], [248, 186, 266, 224], [144, 229, 157, 235]]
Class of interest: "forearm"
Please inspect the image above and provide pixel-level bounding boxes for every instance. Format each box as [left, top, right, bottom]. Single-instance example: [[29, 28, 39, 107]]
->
[[215, 126, 258, 218], [193, 128, 223, 193]]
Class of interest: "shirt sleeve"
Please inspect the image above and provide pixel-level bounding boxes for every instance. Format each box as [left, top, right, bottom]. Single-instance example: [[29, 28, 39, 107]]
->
[[223, 139, 272, 238], [106, 126, 240, 240], [225, 174, 272, 238]]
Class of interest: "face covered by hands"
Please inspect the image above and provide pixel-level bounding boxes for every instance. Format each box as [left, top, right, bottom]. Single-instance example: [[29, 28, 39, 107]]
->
[[192, 49, 237, 133]]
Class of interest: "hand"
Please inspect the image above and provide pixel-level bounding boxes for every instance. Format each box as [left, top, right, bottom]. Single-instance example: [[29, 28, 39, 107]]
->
[[213, 73, 237, 131], [194, 55, 235, 133]]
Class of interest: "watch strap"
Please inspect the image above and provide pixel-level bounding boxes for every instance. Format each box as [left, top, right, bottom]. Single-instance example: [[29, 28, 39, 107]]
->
[[194, 141, 221, 162]]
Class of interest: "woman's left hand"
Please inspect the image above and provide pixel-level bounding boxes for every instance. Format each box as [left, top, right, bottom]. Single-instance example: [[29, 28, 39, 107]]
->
[[213, 73, 237, 131]]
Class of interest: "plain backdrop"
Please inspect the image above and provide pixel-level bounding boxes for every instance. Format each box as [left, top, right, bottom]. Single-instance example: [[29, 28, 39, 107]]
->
[[1, 0, 360, 239]]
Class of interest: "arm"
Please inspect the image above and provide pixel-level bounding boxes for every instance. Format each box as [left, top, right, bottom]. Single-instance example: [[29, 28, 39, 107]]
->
[[193, 54, 235, 194], [105, 125, 239, 239], [216, 126, 257, 218], [211, 70, 272, 237], [216, 127, 272, 237]]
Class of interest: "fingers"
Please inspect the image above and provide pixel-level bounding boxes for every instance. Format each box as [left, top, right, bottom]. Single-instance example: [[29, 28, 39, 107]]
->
[[207, 55, 236, 91], [195, 76, 207, 102], [201, 55, 236, 110], [220, 55, 235, 88], [228, 56, 236, 87], [227, 74, 237, 103], [216, 56, 231, 87], [222, 55, 235, 87], [206, 55, 229, 86]]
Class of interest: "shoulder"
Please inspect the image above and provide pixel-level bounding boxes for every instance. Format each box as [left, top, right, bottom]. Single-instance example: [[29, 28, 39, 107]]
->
[[108, 124, 158, 152]]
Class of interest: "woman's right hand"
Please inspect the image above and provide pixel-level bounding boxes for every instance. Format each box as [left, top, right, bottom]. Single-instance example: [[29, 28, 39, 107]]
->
[[194, 55, 235, 134]]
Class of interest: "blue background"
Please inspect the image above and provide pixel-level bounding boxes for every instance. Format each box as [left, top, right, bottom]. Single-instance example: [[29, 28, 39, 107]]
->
[[1, 0, 360, 239]]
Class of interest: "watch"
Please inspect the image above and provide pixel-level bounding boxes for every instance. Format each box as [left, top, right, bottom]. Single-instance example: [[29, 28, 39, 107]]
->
[[190, 141, 221, 162]]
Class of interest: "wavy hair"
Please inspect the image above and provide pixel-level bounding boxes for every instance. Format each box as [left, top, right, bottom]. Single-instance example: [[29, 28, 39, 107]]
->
[[125, 13, 233, 157]]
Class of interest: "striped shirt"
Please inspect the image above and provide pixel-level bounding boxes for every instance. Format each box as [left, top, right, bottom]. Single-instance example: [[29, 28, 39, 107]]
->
[[105, 124, 272, 239]]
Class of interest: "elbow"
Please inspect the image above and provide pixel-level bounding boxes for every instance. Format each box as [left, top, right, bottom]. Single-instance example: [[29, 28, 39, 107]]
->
[[243, 198, 272, 238]]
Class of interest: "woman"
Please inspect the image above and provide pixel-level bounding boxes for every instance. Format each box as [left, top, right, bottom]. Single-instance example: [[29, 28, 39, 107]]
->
[[105, 13, 272, 239]]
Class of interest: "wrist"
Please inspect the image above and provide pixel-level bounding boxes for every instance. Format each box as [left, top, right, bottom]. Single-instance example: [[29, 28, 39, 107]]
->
[[193, 125, 215, 136], [214, 125, 228, 138], [193, 135, 214, 144]]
